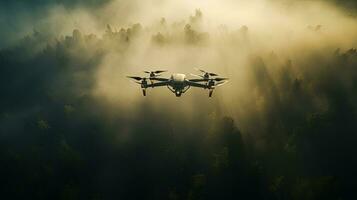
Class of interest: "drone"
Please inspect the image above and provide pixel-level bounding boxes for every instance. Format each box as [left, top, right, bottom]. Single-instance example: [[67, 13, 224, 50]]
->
[[127, 68, 228, 97]]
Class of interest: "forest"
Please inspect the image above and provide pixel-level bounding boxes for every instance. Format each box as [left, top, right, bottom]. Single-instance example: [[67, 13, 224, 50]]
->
[[0, 0, 357, 199]]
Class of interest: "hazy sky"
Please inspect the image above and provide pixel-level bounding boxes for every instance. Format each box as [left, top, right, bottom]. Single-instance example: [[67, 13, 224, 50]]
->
[[0, 0, 356, 47], [1, 0, 356, 134]]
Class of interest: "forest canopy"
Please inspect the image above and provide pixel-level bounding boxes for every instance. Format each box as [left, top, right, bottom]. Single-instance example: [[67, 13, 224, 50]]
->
[[0, 0, 357, 199]]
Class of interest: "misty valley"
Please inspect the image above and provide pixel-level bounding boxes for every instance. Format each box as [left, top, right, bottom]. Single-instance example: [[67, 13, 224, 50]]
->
[[0, 0, 357, 199]]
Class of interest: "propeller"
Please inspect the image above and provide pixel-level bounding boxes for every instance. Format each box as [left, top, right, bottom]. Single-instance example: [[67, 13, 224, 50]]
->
[[190, 68, 229, 87], [207, 78, 229, 89], [207, 80, 228, 97], [127, 76, 149, 96], [215, 81, 229, 87], [127, 76, 169, 82], [127, 76, 149, 87], [190, 73, 205, 78], [152, 70, 167, 74], [213, 77, 229, 81], [144, 70, 167, 78], [127, 76, 145, 81], [131, 80, 142, 84], [189, 76, 228, 82], [194, 68, 219, 77]]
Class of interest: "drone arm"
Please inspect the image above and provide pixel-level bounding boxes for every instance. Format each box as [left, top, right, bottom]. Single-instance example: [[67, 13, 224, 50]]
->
[[187, 78, 207, 82], [185, 81, 208, 89], [145, 81, 170, 88], [149, 77, 169, 81]]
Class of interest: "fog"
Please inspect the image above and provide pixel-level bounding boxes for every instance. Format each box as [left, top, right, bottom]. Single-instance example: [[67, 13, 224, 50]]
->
[[1, 0, 357, 199]]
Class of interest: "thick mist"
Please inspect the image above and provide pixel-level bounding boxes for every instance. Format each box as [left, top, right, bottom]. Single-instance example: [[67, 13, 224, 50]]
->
[[89, 0, 357, 134], [1, 0, 357, 199]]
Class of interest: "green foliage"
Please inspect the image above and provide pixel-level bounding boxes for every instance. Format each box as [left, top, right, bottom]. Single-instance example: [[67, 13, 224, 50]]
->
[[37, 119, 50, 130], [0, 9, 356, 200], [212, 147, 229, 170]]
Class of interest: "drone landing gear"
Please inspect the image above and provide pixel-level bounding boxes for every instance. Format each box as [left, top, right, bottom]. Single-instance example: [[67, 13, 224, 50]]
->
[[209, 89, 213, 97], [142, 89, 146, 96]]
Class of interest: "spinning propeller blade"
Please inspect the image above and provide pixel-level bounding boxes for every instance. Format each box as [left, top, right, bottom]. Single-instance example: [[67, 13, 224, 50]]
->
[[144, 70, 167, 74], [215, 81, 229, 87], [194, 67, 206, 73], [127, 76, 143, 81], [194, 68, 219, 76], [154, 70, 167, 73], [130, 80, 142, 84], [190, 73, 204, 78], [214, 77, 229, 81]]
